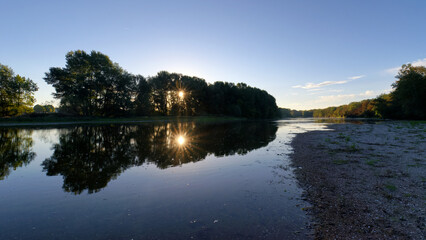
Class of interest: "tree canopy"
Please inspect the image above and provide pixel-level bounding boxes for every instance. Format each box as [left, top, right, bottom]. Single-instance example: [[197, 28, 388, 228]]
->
[[45, 50, 279, 118], [44, 50, 136, 116], [0, 64, 38, 117], [391, 64, 426, 119]]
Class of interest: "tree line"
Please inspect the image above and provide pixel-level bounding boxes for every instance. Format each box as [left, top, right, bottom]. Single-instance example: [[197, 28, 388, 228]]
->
[[42, 50, 279, 118], [1, 50, 279, 118], [280, 64, 426, 120]]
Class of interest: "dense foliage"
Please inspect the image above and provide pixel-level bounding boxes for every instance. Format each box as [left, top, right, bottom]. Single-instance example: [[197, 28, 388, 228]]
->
[[45, 50, 279, 118], [390, 64, 426, 119], [44, 51, 136, 116], [0, 64, 38, 117], [311, 99, 377, 118]]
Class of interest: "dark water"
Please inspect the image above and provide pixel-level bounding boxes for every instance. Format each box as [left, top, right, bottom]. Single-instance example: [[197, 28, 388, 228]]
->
[[0, 120, 328, 239]]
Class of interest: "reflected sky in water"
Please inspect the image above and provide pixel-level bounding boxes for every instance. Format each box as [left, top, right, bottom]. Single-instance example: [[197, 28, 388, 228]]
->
[[0, 120, 329, 239]]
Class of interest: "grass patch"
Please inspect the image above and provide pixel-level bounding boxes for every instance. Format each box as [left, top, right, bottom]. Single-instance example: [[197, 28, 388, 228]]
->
[[366, 159, 380, 166], [332, 159, 349, 165], [415, 134, 425, 140], [325, 138, 339, 144], [385, 184, 397, 191], [347, 143, 359, 152], [407, 163, 422, 167]]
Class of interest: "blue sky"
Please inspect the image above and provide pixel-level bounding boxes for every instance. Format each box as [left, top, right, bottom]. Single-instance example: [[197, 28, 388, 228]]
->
[[1, 0, 425, 109]]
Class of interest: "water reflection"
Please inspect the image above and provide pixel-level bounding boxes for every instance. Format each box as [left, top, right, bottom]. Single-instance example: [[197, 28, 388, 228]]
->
[[0, 129, 35, 180], [313, 118, 381, 124], [41, 122, 277, 194]]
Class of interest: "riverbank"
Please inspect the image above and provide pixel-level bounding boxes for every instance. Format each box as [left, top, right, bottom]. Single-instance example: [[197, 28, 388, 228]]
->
[[0, 115, 244, 127], [291, 121, 425, 239]]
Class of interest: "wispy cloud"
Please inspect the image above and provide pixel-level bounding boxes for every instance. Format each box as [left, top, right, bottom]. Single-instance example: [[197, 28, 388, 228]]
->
[[292, 80, 347, 89], [348, 75, 365, 80], [293, 75, 364, 90], [307, 89, 344, 95], [385, 58, 426, 75], [315, 90, 377, 105]]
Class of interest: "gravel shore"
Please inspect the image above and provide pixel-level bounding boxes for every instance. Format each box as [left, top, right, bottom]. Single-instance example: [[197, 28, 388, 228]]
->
[[291, 121, 426, 239]]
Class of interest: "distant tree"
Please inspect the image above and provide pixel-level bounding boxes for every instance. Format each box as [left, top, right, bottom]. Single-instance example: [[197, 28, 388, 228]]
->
[[0, 64, 38, 117], [33, 104, 55, 113], [279, 108, 291, 118], [33, 104, 45, 113], [205, 81, 279, 118], [44, 105, 55, 113]]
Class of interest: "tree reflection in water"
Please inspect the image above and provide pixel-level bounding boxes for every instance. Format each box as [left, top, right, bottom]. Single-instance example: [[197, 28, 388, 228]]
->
[[0, 129, 35, 180], [42, 122, 277, 194]]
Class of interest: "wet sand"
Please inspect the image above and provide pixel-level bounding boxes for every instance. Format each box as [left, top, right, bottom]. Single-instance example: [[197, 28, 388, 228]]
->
[[291, 121, 426, 239]]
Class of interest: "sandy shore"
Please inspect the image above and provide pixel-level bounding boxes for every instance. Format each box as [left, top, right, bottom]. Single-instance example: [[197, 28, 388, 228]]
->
[[291, 121, 425, 239]]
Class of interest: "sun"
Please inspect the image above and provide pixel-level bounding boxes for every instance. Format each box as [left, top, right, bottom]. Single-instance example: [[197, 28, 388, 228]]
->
[[177, 135, 186, 145], [178, 91, 184, 99]]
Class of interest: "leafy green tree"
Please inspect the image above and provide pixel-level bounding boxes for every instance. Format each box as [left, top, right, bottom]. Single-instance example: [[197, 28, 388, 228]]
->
[[0, 64, 38, 117], [391, 64, 426, 119], [44, 50, 136, 116]]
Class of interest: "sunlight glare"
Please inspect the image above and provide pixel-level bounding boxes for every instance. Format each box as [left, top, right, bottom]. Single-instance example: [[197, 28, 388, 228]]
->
[[177, 135, 185, 145], [178, 91, 184, 99]]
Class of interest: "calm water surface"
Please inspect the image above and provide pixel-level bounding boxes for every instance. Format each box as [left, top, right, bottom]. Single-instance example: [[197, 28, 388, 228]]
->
[[0, 120, 329, 239]]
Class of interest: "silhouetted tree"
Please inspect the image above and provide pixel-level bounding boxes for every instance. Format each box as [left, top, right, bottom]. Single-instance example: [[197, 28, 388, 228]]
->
[[44, 50, 136, 116], [134, 75, 152, 115], [44, 50, 279, 118]]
